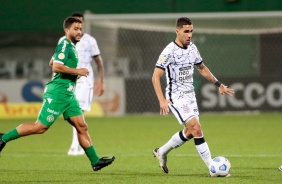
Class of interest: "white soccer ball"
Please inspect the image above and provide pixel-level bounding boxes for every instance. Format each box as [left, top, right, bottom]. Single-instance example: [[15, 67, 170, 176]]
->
[[209, 156, 231, 177], [279, 165, 282, 171]]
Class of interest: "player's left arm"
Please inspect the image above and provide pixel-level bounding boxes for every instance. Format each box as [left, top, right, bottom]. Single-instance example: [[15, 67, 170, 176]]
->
[[195, 62, 234, 96], [93, 55, 104, 96]]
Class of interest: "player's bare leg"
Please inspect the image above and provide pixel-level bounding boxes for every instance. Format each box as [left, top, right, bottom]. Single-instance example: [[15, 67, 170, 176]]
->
[[67, 115, 115, 171], [0, 120, 49, 153], [68, 127, 85, 156], [16, 120, 49, 136]]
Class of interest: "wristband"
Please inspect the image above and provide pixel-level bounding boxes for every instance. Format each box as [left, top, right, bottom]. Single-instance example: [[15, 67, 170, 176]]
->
[[215, 81, 221, 87]]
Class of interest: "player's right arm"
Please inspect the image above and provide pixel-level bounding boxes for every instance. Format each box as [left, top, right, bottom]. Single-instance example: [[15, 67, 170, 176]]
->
[[93, 55, 105, 96], [52, 62, 89, 76], [152, 68, 172, 115]]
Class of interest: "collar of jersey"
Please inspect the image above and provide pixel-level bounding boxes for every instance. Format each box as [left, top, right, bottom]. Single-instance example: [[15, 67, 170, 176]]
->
[[65, 38, 76, 47], [173, 40, 189, 50]]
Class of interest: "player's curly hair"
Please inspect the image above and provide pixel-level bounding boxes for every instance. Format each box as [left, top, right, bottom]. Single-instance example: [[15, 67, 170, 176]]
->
[[176, 17, 193, 28], [63, 16, 82, 29]]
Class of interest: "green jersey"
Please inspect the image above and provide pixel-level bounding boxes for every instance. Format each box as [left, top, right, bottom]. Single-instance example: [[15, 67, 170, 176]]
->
[[44, 38, 79, 101]]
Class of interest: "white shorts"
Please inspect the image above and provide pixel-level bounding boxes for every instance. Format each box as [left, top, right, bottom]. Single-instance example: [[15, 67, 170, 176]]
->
[[169, 95, 199, 125], [75, 86, 93, 112]]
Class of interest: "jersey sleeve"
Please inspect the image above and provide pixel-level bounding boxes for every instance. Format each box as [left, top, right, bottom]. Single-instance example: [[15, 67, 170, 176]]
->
[[58, 36, 65, 45], [155, 46, 172, 70], [53, 39, 69, 65], [89, 37, 100, 57]]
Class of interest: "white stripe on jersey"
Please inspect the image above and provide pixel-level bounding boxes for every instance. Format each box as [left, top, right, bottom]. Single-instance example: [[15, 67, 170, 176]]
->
[[155, 41, 202, 102]]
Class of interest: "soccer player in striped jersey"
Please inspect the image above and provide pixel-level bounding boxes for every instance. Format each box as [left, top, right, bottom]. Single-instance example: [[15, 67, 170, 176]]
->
[[152, 17, 234, 175], [58, 12, 105, 156]]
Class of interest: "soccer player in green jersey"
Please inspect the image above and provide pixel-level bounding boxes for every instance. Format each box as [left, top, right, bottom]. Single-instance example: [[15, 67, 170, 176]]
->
[[0, 16, 115, 172]]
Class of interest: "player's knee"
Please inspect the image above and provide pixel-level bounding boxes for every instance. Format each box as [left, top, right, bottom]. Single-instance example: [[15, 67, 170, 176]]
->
[[188, 122, 202, 137], [193, 128, 203, 137], [183, 128, 193, 139], [36, 126, 48, 134], [76, 122, 88, 134], [35, 125, 49, 134], [193, 123, 203, 136], [34, 121, 49, 134]]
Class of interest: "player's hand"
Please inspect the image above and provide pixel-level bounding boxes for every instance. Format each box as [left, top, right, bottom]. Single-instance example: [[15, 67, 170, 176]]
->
[[159, 99, 172, 115], [95, 82, 105, 96], [219, 84, 234, 96], [77, 68, 89, 77]]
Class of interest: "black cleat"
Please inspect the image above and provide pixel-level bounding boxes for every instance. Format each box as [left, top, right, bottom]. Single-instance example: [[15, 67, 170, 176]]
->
[[92, 156, 115, 171], [0, 133, 6, 153]]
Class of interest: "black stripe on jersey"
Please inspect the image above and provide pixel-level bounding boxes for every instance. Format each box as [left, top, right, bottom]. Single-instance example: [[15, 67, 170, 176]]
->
[[167, 65, 173, 103], [173, 40, 188, 49], [155, 66, 165, 71], [194, 61, 203, 65], [170, 104, 184, 122]]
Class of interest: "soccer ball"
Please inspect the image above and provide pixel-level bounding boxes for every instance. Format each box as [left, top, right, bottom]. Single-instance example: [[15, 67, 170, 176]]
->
[[209, 156, 231, 177], [279, 165, 282, 171]]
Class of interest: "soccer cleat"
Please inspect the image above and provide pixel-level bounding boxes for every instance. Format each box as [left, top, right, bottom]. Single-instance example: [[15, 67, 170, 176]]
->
[[0, 133, 6, 153], [92, 156, 115, 171], [153, 148, 169, 174]]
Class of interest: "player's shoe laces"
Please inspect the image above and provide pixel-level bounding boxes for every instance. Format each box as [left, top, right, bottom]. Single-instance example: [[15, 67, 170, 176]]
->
[[92, 156, 115, 171], [0, 133, 6, 153], [153, 148, 169, 174]]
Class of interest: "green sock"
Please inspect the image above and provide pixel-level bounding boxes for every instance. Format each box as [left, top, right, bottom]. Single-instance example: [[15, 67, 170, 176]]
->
[[84, 146, 99, 165], [2, 128, 20, 143]]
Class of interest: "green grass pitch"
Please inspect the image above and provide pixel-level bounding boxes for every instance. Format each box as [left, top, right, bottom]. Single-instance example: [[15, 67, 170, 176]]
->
[[0, 113, 281, 184]]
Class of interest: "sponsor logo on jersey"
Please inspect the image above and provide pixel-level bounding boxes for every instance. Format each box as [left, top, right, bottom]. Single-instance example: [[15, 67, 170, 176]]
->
[[46, 115, 54, 123], [58, 53, 65, 60], [179, 66, 191, 71], [47, 108, 59, 115], [47, 98, 52, 104]]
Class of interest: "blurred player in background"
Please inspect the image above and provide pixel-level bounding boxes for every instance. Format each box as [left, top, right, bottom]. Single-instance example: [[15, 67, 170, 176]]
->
[[58, 12, 105, 156], [0, 16, 114, 171], [152, 17, 234, 175]]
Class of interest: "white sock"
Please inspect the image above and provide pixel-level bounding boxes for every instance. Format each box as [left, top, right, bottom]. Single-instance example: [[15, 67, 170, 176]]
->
[[194, 137, 212, 168], [159, 130, 189, 156], [70, 127, 79, 150]]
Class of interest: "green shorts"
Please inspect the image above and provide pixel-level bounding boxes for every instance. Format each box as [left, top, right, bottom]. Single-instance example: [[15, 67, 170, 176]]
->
[[38, 97, 83, 127]]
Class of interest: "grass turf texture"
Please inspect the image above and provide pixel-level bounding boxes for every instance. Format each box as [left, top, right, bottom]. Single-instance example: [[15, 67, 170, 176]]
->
[[0, 113, 281, 184]]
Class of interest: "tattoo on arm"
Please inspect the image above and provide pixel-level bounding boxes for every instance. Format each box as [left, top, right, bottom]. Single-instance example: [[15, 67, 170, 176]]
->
[[196, 63, 217, 83]]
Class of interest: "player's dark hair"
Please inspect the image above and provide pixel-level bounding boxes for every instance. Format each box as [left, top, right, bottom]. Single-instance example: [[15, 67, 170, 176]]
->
[[71, 12, 84, 20], [176, 17, 192, 28], [63, 16, 82, 29]]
